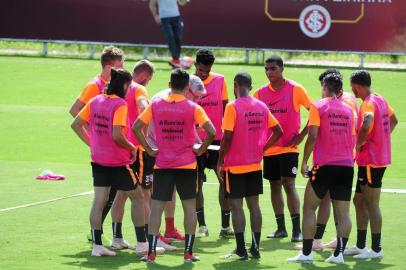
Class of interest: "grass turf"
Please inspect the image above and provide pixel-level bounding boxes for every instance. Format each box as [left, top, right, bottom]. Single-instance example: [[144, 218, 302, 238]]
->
[[0, 56, 405, 270]]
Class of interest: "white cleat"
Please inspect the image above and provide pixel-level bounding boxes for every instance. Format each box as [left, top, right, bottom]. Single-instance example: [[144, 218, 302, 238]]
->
[[287, 252, 313, 263], [344, 245, 368, 256], [323, 239, 337, 249], [295, 239, 324, 251], [111, 238, 130, 250], [157, 238, 177, 251], [325, 252, 345, 264], [354, 249, 384, 259], [91, 244, 116, 256], [134, 242, 165, 256], [196, 225, 209, 237]]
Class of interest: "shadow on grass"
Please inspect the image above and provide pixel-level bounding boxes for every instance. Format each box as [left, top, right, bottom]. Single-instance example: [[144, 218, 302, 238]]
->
[[213, 258, 276, 270]]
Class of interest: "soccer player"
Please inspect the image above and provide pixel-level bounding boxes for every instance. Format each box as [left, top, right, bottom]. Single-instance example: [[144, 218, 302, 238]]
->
[[70, 69, 145, 257], [287, 73, 356, 264], [194, 49, 233, 238], [253, 55, 312, 242], [344, 70, 397, 259], [69, 46, 124, 244], [133, 69, 215, 263], [218, 72, 283, 260]]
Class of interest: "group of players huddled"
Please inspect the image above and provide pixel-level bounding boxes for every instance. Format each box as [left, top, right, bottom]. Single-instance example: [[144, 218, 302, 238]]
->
[[70, 46, 397, 265]]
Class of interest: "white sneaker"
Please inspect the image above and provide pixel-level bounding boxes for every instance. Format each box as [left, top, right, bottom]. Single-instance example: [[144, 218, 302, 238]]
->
[[111, 238, 129, 249], [325, 252, 344, 264], [91, 244, 116, 256], [196, 225, 209, 237], [287, 252, 313, 263], [323, 239, 337, 249], [354, 249, 384, 259], [294, 239, 324, 251], [344, 245, 368, 255], [157, 238, 177, 251], [134, 242, 165, 256]]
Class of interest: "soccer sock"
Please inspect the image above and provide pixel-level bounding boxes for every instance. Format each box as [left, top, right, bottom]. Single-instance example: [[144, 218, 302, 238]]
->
[[91, 229, 103, 245], [184, 234, 195, 255], [101, 188, 116, 224], [356, 229, 367, 249], [334, 237, 349, 256], [136, 226, 147, 243], [235, 232, 246, 254], [221, 210, 231, 228], [302, 239, 313, 256], [275, 214, 286, 231], [371, 233, 382, 252], [165, 217, 175, 233], [314, 224, 327, 240], [196, 208, 206, 226], [112, 222, 122, 239], [291, 214, 301, 234], [251, 232, 261, 251], [148, 234, 158, 255]]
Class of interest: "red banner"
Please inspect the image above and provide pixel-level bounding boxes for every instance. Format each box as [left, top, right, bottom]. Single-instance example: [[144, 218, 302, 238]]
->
[[1, 0, 405, 52]]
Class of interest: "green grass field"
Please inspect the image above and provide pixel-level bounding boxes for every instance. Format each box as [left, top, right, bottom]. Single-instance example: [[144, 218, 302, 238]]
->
[[0, 56, 405, 270]]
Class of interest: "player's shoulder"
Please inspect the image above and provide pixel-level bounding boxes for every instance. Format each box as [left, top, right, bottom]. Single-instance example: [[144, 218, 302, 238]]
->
[[289, 80, 306, 92]]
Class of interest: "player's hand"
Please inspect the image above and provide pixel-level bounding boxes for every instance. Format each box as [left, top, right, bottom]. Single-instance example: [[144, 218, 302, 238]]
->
[[285, 133, 305, 147], [301, 163, 309, 178], [217, 163, 224, 183], [193, 146, 205, 156], [147, 148, 159, 157], [154, 16, 161, 24]]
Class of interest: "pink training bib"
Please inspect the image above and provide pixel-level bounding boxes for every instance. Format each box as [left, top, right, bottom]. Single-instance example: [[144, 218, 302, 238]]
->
[[197, 73, 225, 141], [152, 98, 197, 168], [224, 97, 270, 167], [125, 82, 143, 146], [92, 76, 106, 94], [313, 98, 355, 167], [341, 91, 359, 117], [356, 94, 391, 166], [89, 95, 132, 167]]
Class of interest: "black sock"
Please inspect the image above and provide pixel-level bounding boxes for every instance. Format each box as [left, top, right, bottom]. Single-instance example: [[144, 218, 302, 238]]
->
[[136, 226, 147, 243], [221, 210, 231, 228], [144, 224, 149, 238], [371, 233, 382, 252], [92, 229, 103, 245], [196, 207, 206, 226], [101, 188, 116, 224], [147, 234, 158, 255], [334, 237, 349, 256], [251, 232, 261, 251], [302, 239, 313, 256], [275, 214, 286, 231], [314, 224, 326, 240], [184, 234, 195, 254], [291, 214, 301, 234], [356, 229, 367, 249], [235, 232, 246, 254], [112, 222, 122, 239]]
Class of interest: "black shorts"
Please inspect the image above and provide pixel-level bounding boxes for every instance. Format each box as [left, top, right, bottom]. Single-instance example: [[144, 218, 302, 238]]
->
[[356, 166, 386, 192], [134, 149, 156, 190], [152, 169, 198, 201], [225, 170, 263, 199], [309, 165, 354, 201], [263, 153, 299, 181], [91, 162, 138, 191], [197, 140, 221, 181]]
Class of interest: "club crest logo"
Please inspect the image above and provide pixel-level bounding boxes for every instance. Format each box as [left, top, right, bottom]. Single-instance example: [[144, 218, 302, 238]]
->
[[299, 5, 331, 38]]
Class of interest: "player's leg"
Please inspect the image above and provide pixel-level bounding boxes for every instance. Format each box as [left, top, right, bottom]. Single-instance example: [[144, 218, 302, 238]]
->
[[246, 194, 262, 258], [164, 188, 184, 242], [110, 190, 130, 249], [196, 155, 208, 237]]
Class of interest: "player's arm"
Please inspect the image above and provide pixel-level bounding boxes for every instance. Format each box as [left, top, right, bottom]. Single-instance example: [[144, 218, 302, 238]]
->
[[71, 104, 91, 146], [301, 126, 318, 178], [112, 105, 137, 159], [69, 99, 86, 117], [356, 114, 373, 152], [194, 106, 215, 156], [149, 0, 161, 24], [389, 106, 398, 133], [132, 105, 158, 157], [222, 80, 229, 114], [264, 125, 283, 152], [217, 130, 233, 181]]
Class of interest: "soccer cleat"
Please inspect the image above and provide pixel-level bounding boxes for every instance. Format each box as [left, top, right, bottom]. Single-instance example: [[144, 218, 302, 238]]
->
[[169, 59, 181, 69], [294, 239, 324, 251], [219, 227, 235, 238], [87, 233, 111, 246], [344, 245, 368, 256], [91, 245, 116, 257], [249, 247, 261, 259], [157, 238, 177, 251], [165, 228, 185, 241], [158, 232, 172, 244], [141, 253, 156, 263], [354, 249, 384, 259], [325, 252, 345, 264], [111, 238, 130, 250], [196, 225, 209, 238], [134, 242, 165, 256], [323, 239, 337, 249], [291, 232, 303, 242], [267, 229, 288, 239], [184, 252, 200, 263], [287, 252, 313, 263], [220, 249, 248, 261]]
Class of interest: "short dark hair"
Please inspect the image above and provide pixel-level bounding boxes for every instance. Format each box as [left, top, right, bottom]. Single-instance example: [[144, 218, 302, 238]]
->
[[101, 46, 123, 67], [133, 59, 155, 75], [196, 49, 215, 66], [319, 68, 343, 83], [170, 68, 190, 91], [265, 55, 284, 67], [323, 73, 343, 95], [350, 70, 371, 87], [234, 72, 252, 88], [106, 69, 132, 98]]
